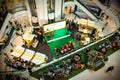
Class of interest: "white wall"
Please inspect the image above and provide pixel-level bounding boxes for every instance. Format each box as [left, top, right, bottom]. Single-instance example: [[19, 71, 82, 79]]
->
[[25, 0, 32, 26]]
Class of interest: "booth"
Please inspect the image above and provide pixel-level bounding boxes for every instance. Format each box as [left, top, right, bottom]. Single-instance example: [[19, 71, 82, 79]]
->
[[21, 49, 35, 61], [11, 46, 25, 57], [79, 19, 95, 27], [31, 52, 47, 65], [23, 33, 35, 47]]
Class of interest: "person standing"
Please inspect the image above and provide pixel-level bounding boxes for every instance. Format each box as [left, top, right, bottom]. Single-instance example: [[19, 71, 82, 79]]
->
[[28, 66, 32, 75], [100, 12, 105, 21], [105, 15, 109, 20], [106, 66, 114, 73], [102, 22, 108, 31]]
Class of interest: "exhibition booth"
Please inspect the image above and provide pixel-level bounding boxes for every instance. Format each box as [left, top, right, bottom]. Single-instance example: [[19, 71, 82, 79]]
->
[[11, 46, 47, 66]]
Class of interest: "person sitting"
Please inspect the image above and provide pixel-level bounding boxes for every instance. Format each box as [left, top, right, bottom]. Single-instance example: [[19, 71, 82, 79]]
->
[[69, 41, 75, 49], [68, 43, 73, 50], [63, 45, 68, 53], [54, 48, 61, 57], [65, 44, 70, 52], [39, 73, 45, 80], [60, 46, 65, 55], [101, 47, 107, 54], [111, 42, 117, 50]]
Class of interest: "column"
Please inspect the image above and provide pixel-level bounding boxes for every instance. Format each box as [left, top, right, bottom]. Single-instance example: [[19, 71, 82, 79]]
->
[[55, 0, 62, 21], [25, 0, 32, 26], [35, 0, 48, 26]]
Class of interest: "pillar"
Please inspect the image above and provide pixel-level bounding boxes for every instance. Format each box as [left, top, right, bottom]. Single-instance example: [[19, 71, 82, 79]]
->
[[55, 0, 62, 21], [25, 0, 32, 26], [35, 0, 48, 26]]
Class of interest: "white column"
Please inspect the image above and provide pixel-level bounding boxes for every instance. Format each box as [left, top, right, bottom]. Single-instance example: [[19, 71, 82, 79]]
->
[[35, 0, 48, 26], [25, 0, 32, 26], [55, 0, 62, 21]]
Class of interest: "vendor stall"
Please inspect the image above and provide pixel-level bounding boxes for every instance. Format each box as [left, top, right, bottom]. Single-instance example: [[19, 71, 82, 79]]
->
[[21, 49, 35, 61], [79, 19, 88, 25], [79, 19, 95, 27], [11, 46, 25, 57], [31, 52, 47, 65], [23, 33, 35, 47]]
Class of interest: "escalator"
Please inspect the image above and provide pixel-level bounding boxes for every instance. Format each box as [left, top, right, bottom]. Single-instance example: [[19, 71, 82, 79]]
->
[[85, 4, 102, 17], [74, 0, 100, 20]]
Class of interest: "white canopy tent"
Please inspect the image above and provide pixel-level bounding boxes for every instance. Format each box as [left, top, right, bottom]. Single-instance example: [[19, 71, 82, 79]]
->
[[11, 46, 25, 57], [21, 49, 35, 61], [31, 52, 46, 65]]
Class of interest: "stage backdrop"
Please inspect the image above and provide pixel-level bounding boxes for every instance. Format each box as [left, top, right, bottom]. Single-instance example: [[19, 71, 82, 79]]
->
[[43, 21, 66, 32]]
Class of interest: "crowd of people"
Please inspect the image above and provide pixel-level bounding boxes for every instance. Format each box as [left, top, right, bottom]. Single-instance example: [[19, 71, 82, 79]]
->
[[38, 54, 84, 80], [37, 31, 120, 80], [86, 31, 120, 70], [87, 50, 105, 70], [5, 73, 28, 80], [96, 32, 120, 54], [4, 56, 34, 71], [65, 19, 78, 32], [54, 41, 76, 57]]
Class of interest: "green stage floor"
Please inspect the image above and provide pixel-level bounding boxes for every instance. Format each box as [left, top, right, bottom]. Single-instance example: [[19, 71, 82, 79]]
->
[[44, 28, 79, 58], [48, 36, 79, 58]]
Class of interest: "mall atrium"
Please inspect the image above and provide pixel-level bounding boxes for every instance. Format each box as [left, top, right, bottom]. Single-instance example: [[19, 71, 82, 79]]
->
[[0, 0, 120, 80]]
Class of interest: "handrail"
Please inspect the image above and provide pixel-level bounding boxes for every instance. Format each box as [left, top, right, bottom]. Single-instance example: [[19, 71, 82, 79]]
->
[[76, 0, 99, 19], [72, 12, 81, 18]]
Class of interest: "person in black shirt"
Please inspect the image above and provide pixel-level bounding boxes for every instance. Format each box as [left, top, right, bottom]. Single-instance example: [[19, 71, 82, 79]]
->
[[106, 66, 114, 73]]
